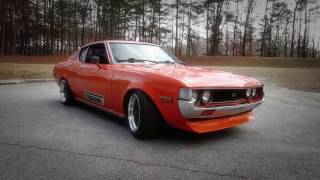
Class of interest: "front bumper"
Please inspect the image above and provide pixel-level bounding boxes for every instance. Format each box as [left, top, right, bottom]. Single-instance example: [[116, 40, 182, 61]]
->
[[178, 98, 264, 119], [186, 111, 253, 133]]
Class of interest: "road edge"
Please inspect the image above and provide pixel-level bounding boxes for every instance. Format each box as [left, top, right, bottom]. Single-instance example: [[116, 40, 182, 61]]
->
[[0, 79, 55, 85]]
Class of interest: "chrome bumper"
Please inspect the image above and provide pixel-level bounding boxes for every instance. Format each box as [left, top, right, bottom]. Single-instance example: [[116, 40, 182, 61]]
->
[[178, 98, 264, 119]]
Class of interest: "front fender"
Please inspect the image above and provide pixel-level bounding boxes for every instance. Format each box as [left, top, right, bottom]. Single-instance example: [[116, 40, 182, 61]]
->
[[111, 69, 188, 128]]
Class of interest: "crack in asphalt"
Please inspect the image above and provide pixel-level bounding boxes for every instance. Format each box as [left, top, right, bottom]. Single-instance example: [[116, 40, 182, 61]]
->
[[0, 141, 247, 179]]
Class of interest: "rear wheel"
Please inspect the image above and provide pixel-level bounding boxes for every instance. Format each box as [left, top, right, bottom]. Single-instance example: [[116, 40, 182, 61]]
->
[[126, 91, 161, 139], [59, 79, 73, 105]]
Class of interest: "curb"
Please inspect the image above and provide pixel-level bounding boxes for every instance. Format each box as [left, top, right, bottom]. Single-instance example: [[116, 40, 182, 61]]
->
[[0, 79, 55, 85]]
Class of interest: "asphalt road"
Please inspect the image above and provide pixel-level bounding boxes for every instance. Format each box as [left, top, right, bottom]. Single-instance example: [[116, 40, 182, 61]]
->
[[0, 81, 320, 179]]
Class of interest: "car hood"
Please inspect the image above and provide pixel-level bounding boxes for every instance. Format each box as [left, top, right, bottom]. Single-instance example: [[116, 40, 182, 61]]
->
[[116, 63, 262, 88]]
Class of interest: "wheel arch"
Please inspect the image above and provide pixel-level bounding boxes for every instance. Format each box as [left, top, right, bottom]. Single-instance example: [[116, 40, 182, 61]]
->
[[122, 88, 163, 119], [58, 76, 76, 97], [58, 76, 66, 83], [55, 71, 68, 85]]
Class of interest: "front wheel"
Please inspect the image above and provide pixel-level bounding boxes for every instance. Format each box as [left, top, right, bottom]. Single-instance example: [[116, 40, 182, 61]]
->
[[59, 79, 73, 105], [126, 91, 161, 139]]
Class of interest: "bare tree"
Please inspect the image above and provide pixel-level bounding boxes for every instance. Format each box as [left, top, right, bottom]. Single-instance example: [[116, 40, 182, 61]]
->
[[290, 0, 300, 57], [242, 0, 255, 56], [1, 0, 319, 58], [260, 0, 269, 56]]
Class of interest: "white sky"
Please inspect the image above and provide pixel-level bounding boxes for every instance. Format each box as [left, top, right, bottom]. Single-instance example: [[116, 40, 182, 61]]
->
[[163, 0, 320, 47]]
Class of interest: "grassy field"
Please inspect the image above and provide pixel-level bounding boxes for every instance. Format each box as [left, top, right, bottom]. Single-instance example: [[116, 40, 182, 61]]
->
[[0, 63, 54, 80], [206, 66, 320, 92], [0, 55, 67, 64], [181, 56, 320, 68], [0, 55, 320, 92], [1, 55, 320, 67]]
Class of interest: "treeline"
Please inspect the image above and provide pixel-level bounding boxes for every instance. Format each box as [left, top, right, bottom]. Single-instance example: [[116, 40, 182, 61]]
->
[[0, 0, 320, 58]]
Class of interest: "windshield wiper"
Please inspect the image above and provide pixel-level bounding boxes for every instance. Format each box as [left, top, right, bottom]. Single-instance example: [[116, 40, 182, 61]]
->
[[158, 60, 186, 65], [118, 58, 159, 64], [118, 58, 185, 65], [160, 60, 174, 64]]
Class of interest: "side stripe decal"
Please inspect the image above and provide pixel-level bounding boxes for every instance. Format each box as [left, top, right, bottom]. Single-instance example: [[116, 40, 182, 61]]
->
[[83, 91, 104, 106]]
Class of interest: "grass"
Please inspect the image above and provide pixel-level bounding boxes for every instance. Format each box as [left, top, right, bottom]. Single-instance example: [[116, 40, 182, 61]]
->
[[0, 55, 67, 64], [0, 63, 54, 80], [0, 55, 319, 92], [205, 66, 320, 93], [180, 56, 320, 68], [1, 55, 320, 67]]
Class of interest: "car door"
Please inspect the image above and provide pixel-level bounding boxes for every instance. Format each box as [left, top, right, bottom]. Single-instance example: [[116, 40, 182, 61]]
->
[[67, 46, 89, 98], [76, 43, 112, 108]]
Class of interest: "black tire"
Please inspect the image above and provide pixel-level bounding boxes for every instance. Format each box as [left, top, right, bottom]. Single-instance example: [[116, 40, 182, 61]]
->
[[59, 79, 73, 106], [126, 91, 161, 139]]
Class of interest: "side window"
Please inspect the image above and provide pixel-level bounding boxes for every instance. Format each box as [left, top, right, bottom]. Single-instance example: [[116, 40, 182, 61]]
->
[[95, 44, 108, 64], [79, 46, 89, 62], [84, 43, 108, 64], [85, 46, 93, 62]]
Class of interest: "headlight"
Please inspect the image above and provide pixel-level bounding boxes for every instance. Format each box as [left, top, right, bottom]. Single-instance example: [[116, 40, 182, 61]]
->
[[201, 90, 211, 104], [252, 88, 257, 97], [246, 89, 252, 98], [179, 88, 199, 104], [191, 91, 199, 103]]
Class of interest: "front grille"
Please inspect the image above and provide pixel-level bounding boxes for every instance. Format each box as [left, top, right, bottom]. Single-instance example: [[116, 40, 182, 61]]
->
[[210, 89, 247, 103]]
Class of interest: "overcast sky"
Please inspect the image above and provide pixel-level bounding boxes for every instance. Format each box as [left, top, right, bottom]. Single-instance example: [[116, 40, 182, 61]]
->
[[164, 0, 320, 46]]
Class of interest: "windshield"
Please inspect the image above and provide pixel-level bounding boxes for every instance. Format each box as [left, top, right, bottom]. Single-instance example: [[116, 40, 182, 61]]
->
[[109, 43, 180, 64]]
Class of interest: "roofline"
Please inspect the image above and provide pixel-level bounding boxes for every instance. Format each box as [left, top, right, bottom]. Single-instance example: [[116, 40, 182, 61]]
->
[[78, 40, 107, 49], [78, 40, 160, 49], [106, 40, 160, 46]]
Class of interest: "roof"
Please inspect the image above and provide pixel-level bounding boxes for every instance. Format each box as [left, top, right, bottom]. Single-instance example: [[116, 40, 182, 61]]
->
[[79, 40, 160, 49], [106, 40, 160, 46]]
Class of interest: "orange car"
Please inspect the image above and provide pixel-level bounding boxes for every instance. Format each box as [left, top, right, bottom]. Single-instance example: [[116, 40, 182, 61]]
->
[[53, 40, 264, 138]]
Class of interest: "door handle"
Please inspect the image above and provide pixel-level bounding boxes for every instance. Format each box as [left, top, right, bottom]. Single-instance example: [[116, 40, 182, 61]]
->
[[80, 65, 85, 69]]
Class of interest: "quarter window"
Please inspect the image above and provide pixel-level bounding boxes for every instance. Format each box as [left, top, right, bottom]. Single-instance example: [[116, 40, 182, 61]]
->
[[79, 46, 89, 62]]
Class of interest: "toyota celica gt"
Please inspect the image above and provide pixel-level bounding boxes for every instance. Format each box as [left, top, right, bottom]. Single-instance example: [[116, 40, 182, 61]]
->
[[53, 40, 264, 138]]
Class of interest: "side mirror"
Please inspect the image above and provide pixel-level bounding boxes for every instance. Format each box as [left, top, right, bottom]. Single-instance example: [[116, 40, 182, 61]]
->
[[91, 56, 100, 64]]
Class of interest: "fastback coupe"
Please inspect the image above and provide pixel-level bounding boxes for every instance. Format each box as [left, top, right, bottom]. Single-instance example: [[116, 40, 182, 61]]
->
[[54, 40, 264, 138]]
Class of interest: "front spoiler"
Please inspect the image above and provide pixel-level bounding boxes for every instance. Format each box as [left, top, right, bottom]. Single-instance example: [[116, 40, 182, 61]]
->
[[178, 98, 264, 119]]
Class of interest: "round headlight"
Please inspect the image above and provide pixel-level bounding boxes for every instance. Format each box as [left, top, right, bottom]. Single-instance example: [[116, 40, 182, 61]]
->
[[191, 90, 199, 103], [246, 89, 252, 98], [201, 90, 211, 104], [252, 88, 257, 98]]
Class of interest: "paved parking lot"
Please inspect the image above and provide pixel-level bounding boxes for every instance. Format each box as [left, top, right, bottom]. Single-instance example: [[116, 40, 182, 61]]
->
[[0, 80, 320, 179]]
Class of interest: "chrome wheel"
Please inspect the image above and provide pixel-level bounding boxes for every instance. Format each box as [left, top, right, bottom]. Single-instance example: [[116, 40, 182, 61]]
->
[[60, 80, 67, 103], [128, 93, 141, 132], [126, 91, 161, 138]]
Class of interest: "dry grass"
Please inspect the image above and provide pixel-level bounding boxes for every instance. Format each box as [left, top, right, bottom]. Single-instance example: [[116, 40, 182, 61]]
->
[[0, 55, 319, 92], [0, 63, 54, 80], [1, 55, 320, 67], [180, 56, 320, 68], [203, 66, 320, 93], [0, 55, 67, 64]]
